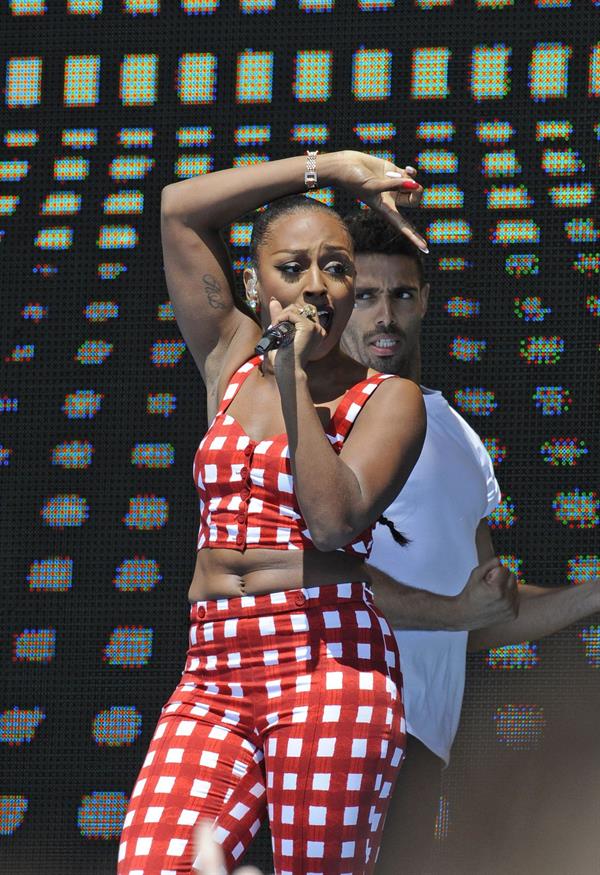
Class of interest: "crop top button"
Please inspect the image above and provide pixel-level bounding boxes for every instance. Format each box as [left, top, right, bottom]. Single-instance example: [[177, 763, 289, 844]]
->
[[197, 606, 206, 619], [237, 512, 246, 523], [235, 534, 244, 546], [244, 445, 252, 457], [240, 488, 250, 500], [294, 592, 306, 607], [240, 466, 249, 478]]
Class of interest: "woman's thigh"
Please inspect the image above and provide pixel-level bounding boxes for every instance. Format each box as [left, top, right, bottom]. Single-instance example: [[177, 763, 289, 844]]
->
[[118, 703, 267, 874], [263, 594, 406, 875], [118, 584, 405, 874]]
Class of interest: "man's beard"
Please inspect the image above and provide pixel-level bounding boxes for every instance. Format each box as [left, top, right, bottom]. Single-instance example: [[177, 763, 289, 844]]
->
[[367, 350, 410, 376], [362, 329, 411, 377]]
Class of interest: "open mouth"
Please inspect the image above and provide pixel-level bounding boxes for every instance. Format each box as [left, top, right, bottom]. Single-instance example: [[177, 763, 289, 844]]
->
[[317, 307, 333, 332], [368, 335, 402, 356]]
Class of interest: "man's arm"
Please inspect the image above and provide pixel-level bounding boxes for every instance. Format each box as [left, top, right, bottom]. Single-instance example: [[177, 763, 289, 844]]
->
[[467, 518, 600, 651], [368, 558, 518, 631]]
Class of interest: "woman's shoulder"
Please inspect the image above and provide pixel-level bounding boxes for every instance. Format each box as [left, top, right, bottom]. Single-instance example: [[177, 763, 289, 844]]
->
[[364, 367, 411, 384], [363, 369, 422, 400], [331, 357, 421, 407], [339, 369, 425, 455], [335, 369, 423, 434], [358, 371, 426, 423]]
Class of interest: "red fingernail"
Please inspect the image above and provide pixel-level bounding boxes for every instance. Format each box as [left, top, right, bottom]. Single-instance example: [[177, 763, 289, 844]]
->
[[399, 180, 420, 189]]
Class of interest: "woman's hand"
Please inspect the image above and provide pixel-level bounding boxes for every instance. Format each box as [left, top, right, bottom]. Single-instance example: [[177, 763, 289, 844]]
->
[[266, 298, 326, 372], [331, 150, 427, 252]]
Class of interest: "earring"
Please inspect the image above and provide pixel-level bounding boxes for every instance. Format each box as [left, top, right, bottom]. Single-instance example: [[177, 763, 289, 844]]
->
[[246, 269, 260, 312]]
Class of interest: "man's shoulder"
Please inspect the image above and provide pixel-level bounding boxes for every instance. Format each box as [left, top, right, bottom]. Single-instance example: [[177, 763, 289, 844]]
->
[[423, 390, 481, 435], [421, 392, 495, 473]]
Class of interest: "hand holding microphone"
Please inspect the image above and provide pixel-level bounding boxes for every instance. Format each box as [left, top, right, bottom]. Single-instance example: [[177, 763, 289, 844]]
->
[[255, 301, 321, 360], [247, 268, 300, 354]]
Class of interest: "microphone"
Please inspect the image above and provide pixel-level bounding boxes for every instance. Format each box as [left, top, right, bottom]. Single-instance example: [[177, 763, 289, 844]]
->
[[254, 321, 295, 355]]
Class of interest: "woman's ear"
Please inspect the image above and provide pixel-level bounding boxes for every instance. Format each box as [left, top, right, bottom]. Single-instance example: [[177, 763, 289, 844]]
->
[[243, 266, 257, 291], [243, 266, 259, 311]]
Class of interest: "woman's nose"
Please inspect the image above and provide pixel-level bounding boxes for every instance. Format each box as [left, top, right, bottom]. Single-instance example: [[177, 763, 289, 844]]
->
[[303, 264, 327, 295]]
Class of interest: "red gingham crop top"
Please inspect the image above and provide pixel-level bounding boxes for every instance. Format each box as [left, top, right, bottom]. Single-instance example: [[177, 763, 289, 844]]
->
[[193, 355, 397, 557]]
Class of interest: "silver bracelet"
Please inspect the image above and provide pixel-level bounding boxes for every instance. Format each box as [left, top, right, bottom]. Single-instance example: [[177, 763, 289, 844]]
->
[[304, 150, 318, 189]]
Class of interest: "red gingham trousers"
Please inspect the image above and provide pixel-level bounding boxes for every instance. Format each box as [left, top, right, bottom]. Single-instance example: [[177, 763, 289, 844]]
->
[[118, 582, 406, 875]]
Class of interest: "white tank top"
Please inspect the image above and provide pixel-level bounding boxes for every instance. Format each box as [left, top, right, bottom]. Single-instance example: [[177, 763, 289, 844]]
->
[[369, 388, 501, 764]]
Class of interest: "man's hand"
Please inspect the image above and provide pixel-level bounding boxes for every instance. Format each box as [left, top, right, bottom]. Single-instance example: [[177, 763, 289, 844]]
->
[[367, 558, 519, 632], [454, 557, 519, 631]]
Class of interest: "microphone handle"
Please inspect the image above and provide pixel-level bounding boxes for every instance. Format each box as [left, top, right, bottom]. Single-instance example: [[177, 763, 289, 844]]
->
[[254, 321, 295, 355]]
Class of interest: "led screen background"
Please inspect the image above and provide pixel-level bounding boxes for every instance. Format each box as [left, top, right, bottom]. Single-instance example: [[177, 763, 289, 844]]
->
[[1, 1, 599, 873]]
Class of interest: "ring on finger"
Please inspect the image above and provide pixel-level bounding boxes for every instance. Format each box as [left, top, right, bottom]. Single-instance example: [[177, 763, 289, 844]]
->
[[298, 304, 318, 320]]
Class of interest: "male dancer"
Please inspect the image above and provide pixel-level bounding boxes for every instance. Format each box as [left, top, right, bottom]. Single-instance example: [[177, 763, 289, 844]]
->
[[341, 210, 600, 874]]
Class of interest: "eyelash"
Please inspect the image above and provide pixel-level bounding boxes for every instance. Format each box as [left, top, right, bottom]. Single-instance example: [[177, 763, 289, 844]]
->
[[356, 292, 413, 301], [277, 266, 301, 282], [276, 263, 351, 280]]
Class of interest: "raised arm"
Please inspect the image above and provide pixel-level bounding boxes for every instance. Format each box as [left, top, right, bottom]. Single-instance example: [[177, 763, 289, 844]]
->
[[160, 151, 427, 390], [467, 518, 600, 650], [161, 156, 314, 384]]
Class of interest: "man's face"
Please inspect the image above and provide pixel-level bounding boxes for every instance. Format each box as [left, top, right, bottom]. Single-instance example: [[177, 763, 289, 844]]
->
[[342, 253, 429, 376]]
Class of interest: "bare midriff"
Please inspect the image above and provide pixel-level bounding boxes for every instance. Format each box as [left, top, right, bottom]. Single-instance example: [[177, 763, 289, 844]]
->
[[188, 547, 367, 602]]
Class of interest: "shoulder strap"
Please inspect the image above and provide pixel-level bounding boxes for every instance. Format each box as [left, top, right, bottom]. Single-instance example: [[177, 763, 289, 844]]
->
[[328, 372, 398, 445], [216, 355, 262, 416]]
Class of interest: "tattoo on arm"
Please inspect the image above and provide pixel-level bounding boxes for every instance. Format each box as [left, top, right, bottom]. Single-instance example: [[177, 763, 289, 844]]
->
[[202, 273, 228, 310]]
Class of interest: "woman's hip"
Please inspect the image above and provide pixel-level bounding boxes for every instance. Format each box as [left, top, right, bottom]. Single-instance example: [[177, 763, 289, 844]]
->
[[167, 582, 403, 725]]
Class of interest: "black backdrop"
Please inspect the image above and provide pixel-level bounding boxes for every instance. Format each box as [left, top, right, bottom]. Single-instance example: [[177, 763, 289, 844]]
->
[[2, 1, 600, 873]]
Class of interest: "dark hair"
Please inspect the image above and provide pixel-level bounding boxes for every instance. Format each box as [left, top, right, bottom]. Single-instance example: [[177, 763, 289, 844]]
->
[[379, 514, 410, 548], [249, 195, 347, 264], [343, 209, 425, 284]]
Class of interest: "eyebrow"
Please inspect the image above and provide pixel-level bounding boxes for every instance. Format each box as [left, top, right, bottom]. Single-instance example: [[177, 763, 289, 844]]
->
[[270, 245, 352, 256], [355, 285, 419, 293]]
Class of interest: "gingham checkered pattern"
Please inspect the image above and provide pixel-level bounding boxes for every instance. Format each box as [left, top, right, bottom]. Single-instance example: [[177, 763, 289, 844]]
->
[[118, 582, 405, 875], [193, 356, 396, 555]]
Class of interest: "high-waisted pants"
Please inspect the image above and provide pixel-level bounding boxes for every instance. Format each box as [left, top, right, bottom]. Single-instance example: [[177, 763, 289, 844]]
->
[[118, 582, 406, 875]]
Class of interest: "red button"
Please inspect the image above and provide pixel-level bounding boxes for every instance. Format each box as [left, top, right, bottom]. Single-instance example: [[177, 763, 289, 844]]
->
[[240, 467, 249, 478], [240, 488, 250, 500], [197, 606, 206, 619], [237, 512, 246, 523], [236, 534, 244, 545], [244, 445, 252, 457], [294, 592, 306, 607]]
